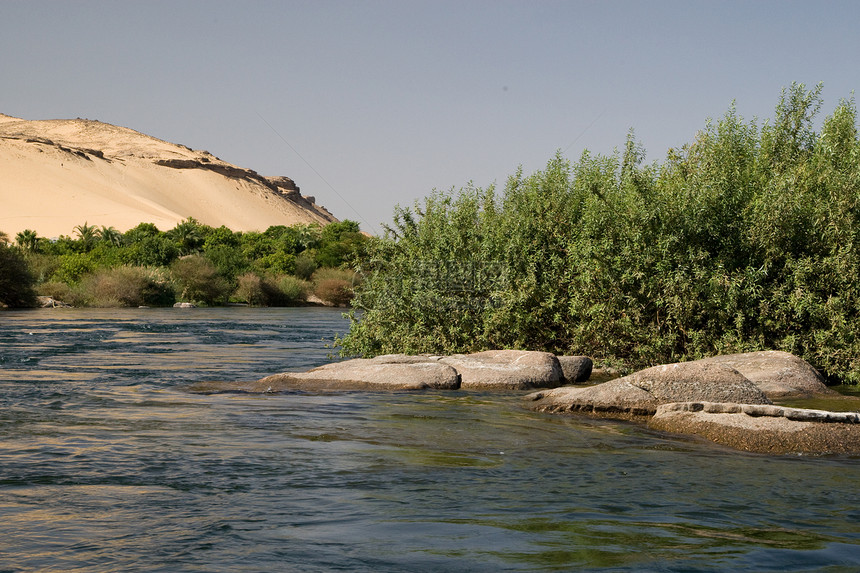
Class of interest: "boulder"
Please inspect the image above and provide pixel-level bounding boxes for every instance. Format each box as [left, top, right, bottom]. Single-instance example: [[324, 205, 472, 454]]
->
[[188, 354, 460, 393], [37, 296, 71, 308], [525, 361, 770, 418], [556, 355, 593, 384], [440, 350, 563, 390], [649, 401, 860, 454], [696, 351, 834, 399]]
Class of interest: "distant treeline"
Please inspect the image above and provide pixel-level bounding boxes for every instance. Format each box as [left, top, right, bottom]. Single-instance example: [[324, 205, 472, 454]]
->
[[0, 219, 367, 308], [339, 83, 860, 384]]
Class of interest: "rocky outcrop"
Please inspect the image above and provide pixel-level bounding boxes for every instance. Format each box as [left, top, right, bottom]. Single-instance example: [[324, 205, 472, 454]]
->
[[189, 354, 461, 393], [439, 350, 563, 390], [188, 350, 566, 394], [525, 361, 771, 418], [695, 351, 834, 399], [648, 401, 860, 454], [556, 356, 593, 384]]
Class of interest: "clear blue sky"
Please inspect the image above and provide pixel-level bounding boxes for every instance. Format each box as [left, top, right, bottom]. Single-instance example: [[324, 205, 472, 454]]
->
[[3, 0, 859, 233]]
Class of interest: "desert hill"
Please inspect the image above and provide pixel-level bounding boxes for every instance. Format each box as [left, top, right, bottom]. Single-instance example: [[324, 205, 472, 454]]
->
[[0, 113, 336, 238]]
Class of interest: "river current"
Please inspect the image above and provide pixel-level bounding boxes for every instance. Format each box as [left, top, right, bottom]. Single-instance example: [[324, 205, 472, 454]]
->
[[1, 307, 859, 572]]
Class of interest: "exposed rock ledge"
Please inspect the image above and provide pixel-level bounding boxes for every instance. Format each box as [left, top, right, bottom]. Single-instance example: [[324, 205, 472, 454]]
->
[[188, 350, 569, 393], [525, 361, 773, 419], [191, 355, 461, 392], [649, 402, 860, 455], [524, 352, 859, 454], [187, 348, 860, 455]]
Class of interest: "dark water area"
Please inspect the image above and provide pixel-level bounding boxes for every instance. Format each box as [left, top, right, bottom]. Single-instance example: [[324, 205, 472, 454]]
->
[[1, 308, 860, 572]]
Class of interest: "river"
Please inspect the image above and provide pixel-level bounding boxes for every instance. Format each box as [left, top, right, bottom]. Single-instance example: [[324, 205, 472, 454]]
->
[[1, 307, 859, 571]]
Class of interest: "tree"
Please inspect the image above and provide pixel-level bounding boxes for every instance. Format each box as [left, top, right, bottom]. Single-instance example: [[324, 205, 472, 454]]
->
[[0, 243, 37, 307], [169, 218, 205, 255], [74, 222, 99, 252], [97, 226, 124, 247], [15, 229, 40, 253]]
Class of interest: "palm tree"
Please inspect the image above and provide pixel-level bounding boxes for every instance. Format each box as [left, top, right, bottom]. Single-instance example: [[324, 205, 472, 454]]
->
[[0, 231, 9, 245], [98, 226, 124, 247], [74, 222, 98, 251], [170, 218, 204, 255], [15, 229, 39, 253]]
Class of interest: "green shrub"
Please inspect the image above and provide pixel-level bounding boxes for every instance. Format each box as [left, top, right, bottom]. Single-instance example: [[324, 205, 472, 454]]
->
[[0, 244, 37, 307], [235, 272, 266, 306], [294, 254, 317, 280], [264, 275, 309, 306], [312, 267, 357, 284], [77, 266, 175, 307], [121, 235, 179, 267], [171, 255, 230, 305], [339, 83, 860, 383], [203, 244, 248, 281], [51, 253, 96, 285], [25, 253, 61, 284]]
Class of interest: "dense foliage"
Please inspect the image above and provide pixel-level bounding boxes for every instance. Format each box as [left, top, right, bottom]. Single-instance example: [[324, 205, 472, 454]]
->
[[0, 241, 37, 308], [341, 84, 860, 383], [1, 220, 366, 308]]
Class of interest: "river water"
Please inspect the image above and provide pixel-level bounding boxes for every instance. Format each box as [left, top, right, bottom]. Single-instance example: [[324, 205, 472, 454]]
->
[[1, 307, 859, 572]]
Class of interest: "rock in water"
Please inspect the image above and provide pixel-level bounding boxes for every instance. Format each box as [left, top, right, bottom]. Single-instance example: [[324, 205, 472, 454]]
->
[[188, 354, 460, 393], [440, 350, 563, 390], [556, 355, 593, 384], [695, 350, 834, 399], [525, 361, 770, 418], [649, 401, 860, 454]]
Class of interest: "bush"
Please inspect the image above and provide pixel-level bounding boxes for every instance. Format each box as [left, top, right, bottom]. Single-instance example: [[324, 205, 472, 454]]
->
[[294, 254, 317, 280], [203, 244, 248, 282], [0, 244, 37, 307], [264, 275, 310, 306], [23, 253, 61, 284], [314, 278, 353, 306], [78, 266, 175, 307], [36, 280, 75, 303], [171, 255, 230, 305], [51, 253, 96, 285], [311, 268, 358, 306], [339, 84, 860, 383], [235, 272, 266, 306], [122, 235, 179, 267]]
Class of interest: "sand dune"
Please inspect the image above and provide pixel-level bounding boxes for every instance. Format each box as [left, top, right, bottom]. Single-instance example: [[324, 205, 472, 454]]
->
[[0, 113, 336, 238]]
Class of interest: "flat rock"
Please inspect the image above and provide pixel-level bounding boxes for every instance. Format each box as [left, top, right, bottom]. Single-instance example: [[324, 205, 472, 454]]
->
[[556, 355, 593, 384], [649, 401, 860, 454], [440, 350, 563, 390], [525, 361, 770, 418], [696, 351, 834, 399], [188, 355, 460, 393]]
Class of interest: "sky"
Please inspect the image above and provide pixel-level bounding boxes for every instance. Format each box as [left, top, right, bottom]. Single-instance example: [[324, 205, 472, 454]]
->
[[3, 0, 860, 234]]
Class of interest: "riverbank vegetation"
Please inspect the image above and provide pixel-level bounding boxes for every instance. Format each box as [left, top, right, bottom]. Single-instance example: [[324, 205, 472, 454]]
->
[[340, 84, 860, 384], [0, 220, 366, 308]]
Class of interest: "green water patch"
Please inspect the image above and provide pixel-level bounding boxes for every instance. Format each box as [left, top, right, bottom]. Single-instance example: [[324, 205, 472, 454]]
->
[[440, 516, 837, 569], [776, 390, 860, 412]]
